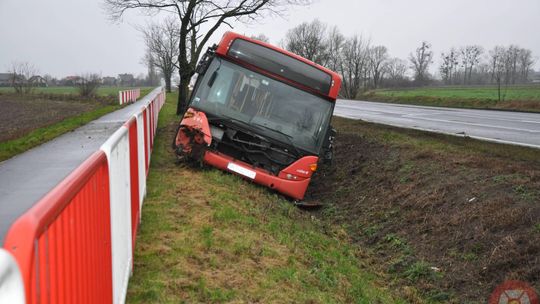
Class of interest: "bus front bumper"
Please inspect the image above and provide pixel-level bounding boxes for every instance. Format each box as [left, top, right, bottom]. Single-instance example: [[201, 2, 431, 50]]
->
[[203, 151, 311, 201]]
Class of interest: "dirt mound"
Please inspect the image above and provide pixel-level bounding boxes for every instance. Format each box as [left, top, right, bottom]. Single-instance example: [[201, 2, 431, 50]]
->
[[307, 117, 540, 303]]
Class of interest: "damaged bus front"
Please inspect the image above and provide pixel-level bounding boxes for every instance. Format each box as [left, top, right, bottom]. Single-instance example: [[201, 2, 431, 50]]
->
[[173, 32, 342, 201]]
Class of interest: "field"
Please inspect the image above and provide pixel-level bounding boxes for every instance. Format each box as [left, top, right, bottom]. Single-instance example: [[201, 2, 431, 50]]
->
[[127, 92, 405, 303], [129, 92, 540, 303], [0, 87, 153, 161], [0, 86, 153, 96], [362, 85, 540, 112]]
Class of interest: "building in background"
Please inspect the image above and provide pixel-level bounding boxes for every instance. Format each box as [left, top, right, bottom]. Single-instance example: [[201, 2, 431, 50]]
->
[[102, 76, 117, 86], [0, 73, 12, 87], [118, 73, 135, 87]]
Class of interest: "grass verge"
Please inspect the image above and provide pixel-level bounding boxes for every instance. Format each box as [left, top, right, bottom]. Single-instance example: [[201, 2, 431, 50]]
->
[[127, 93, 406, 303], [361, 85, 540, 112]]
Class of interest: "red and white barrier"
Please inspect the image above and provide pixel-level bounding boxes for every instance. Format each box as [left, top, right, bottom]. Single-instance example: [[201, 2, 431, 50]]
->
[[100, 127, 133, 304], [3, 151, 113, 303], [118, 88, 141, 105], [0, 249, 24, 303], [1, 88, 166, 303], [133, 112, 146, 212]]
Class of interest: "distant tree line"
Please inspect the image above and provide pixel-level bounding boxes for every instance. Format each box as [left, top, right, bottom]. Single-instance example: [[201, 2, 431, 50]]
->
[[439, 45, 535, 86], [4, 62, 154, 97], [279, 19, 420, 98], [277, 19, 538, 99], [134, 15, 537, 101]]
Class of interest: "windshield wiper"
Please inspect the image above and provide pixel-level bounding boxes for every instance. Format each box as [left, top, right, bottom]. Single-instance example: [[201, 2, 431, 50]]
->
[[250, 122, 302, 157]]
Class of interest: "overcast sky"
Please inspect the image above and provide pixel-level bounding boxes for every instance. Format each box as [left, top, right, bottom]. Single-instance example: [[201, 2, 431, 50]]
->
[[1, 0, 539, 78]]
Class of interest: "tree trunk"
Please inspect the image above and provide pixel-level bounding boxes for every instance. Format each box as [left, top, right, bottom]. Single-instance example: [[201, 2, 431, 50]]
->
[[165, 76, 172, 93], [497, 79, 501, 102], [176, 76, 191, 115]]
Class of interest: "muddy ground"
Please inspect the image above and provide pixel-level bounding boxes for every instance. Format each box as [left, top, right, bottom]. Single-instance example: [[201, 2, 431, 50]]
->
[[306, 117, 540, 303], [0, 93, 114, 142]]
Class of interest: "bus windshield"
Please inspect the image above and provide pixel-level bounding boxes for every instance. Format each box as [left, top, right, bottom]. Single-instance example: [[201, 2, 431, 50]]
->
[[190, 58, 333, 154]]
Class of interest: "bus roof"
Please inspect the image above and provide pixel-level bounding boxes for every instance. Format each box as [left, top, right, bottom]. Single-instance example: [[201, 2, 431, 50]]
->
[[215, 31, 342, 100]]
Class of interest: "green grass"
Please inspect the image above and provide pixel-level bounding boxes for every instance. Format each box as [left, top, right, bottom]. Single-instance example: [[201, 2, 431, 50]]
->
[[374, 85, 540, 101], [0, 86, 154, 96], [126, 92, 406, 303], [0, 105, 120, 161], [362, 85, 540, 112]]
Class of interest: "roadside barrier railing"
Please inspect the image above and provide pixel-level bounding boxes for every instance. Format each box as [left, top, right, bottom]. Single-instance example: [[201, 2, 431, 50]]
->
[[1, 88, 166, 304], [0, 249, 24, 303], [3, 151, 113, 304], [118, 88, 141, 105], [100, 127, 133, 304]]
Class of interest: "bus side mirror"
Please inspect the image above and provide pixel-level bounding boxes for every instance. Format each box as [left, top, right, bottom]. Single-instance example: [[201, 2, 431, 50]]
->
[[196, 44, 217, 75]]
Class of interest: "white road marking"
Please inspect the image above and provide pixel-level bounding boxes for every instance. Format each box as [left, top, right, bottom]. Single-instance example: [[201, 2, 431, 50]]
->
[[401, 115, 539, 133]]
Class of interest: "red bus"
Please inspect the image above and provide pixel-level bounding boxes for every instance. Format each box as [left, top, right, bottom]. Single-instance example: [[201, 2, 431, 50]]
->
[[173, 32, 342, 203]]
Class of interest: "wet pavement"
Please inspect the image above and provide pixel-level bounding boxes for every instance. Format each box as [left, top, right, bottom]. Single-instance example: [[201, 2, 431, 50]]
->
[[335, 99, 540, 148]]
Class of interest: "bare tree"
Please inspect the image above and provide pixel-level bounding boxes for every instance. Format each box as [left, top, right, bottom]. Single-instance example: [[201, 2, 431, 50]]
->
[[460, 45, 483, 84], [142, 49, 160, 86], [250, 33, 270, 43], [139, 18, 180, 93], [439, 48, 459, 84], [325, 26, 345, 72], [76, 73, 102, 97], [339, 35, 370, 98], [385, 57, 409, 85], [409, 41, 433, 85], [106, 0, 310, 115], [9, 62, 39, 94], [488, 46, 516, 102], [43, 74, 57, 86], [368, 45, 389, 89], [283, 19, 329, 65], [506, 45, 520, 84], [517, 48, 535, 82]]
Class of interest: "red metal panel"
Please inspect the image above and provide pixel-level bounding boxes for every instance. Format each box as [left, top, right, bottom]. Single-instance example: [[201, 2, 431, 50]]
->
[[3, 151, 113, 304], [124, 118, 140, 250]]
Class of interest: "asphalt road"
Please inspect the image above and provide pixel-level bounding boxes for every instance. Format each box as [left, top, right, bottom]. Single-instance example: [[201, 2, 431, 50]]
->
[[334, 100, 540, 149]]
